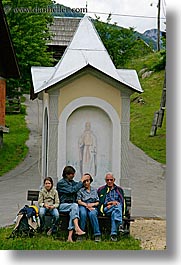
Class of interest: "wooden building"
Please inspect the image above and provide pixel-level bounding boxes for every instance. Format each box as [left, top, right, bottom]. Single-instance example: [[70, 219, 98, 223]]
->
[[47, 17, 81, 62], [0, 0, 20, 147]]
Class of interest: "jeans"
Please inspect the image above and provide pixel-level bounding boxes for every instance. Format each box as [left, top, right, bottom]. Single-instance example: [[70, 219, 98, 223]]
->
[[59, 203, 79, 230], [39, 207, 59, 232], [79, 206, 101, 236], [104, 203, 123, 235]]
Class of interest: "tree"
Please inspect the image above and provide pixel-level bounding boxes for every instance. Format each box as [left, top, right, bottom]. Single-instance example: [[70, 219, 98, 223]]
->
[[93, 15, 136, 68], [2, 0, 54, 95]]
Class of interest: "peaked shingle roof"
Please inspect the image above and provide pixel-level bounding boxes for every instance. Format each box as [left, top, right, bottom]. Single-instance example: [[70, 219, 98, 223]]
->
[[31, 16, 142, 94], [47, 17, 81, 46]]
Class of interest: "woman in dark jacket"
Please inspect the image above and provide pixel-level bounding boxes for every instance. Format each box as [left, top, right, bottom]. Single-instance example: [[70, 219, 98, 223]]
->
[[57, 166, 87, 242]]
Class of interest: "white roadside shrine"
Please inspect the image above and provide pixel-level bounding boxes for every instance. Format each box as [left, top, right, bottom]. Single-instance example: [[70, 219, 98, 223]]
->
[[31, 16, 143, 188]]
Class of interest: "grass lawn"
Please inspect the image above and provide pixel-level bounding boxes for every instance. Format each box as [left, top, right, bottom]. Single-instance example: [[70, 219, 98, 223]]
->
[[130, 70, 166, 164], [0, 113, 29, 176], [0, 226, 141, 250], [126, 53, 166, 164]]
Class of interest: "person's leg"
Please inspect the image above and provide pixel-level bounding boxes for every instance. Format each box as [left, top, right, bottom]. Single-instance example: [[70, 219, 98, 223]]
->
[[114, 204, 123, 224], [78, 205, 87, 231], [59, 203, 72, 213], [39, 207, 46, 231], [73, 217, 86, 235], [59, 203, 85, 240], [104, 206, 117, 236], [59, 203, 74, 230], [68, 203, 79, 230], [88, 209, 101, 236], [49, 208, 59, 232], [109, 204, 123, 235], [67, 229, 74, 242], [59, 203, 74, 241], [68, 203, 85, 235]]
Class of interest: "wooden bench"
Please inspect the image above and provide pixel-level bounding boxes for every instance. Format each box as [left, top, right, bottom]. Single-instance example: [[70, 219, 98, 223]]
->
[[27, 190, 40, 205], [27, 189, 134, 235]]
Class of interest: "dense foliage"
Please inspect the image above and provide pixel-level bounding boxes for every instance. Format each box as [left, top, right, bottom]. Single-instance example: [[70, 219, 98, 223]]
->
[[2, 0, 55, 95], [3, 2, 165, 97], [94, 15, 137, 68]]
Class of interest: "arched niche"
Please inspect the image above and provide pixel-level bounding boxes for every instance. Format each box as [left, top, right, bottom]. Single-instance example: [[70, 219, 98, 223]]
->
[[57, 97, 121, 186]]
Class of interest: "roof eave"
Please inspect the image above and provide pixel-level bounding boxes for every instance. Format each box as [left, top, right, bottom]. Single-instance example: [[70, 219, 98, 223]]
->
[[34, 64, 143, 94]]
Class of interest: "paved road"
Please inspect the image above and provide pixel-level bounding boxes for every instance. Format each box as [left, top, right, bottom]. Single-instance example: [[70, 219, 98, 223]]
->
[[0, 95, 166, 227]]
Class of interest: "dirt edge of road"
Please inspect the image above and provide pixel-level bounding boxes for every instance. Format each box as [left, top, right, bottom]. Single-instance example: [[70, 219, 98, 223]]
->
[[130, 218, 166, 250]]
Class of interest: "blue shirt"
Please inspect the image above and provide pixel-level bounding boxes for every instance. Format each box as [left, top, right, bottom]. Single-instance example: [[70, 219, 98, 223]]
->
[[57, 178, 83, 203], [104, 186, 122, 206], [77, 187, 99, 203]]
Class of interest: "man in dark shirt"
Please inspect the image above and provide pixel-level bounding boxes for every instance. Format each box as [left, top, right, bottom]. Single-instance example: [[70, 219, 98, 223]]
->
[[97, 172, 125, 242], [57, 166, 87, 242]]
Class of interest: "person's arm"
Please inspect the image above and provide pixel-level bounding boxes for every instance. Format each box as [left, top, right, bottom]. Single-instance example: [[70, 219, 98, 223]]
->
[[57, 175, 88, 195], [77, 189, 86, 206], [54, 190, 60, 208], [57, 179, 83, 195], [106, 201, 120, 207], [77, 199, 87, 207], [87, 201, 99, 207], [38, 190, 44, 207]]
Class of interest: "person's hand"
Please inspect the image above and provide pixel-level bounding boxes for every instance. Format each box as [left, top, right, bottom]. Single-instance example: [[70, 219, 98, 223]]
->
[[107, 201, 119, 207], [86, 205, 95, 211], [81, 174, 89, 183], [112, 201, 119, 206], [87, 203, 95, 208], [44, 203, 49, 209]]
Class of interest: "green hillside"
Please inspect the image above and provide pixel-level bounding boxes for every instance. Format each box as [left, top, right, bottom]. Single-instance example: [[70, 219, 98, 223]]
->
[[125, 53, 166, 164]]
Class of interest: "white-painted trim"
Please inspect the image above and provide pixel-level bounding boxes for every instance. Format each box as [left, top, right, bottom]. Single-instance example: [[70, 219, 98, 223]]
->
[[57, 97, 121, 179]]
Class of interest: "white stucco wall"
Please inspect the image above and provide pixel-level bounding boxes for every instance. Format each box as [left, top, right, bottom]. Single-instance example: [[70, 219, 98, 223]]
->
[[57, 97, 121, 186]]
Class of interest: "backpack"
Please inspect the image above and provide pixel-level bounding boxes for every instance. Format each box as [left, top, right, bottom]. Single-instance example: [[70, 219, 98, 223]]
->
[[9, 205, 40, 238]]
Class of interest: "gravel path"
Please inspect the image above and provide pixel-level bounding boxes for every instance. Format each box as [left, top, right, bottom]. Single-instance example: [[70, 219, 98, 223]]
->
[[130, 218, 166, 250]]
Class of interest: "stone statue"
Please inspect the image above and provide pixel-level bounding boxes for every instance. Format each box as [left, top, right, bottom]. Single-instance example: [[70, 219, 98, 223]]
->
[[79, 122, 97, 177]]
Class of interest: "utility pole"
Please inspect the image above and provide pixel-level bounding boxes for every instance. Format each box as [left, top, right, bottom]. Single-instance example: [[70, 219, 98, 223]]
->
[[157, 0, 161, 51]]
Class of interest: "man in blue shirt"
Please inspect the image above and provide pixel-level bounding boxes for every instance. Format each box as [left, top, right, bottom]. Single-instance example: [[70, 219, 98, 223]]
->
[[97, 172, 125, 242], [57, 166, 87, 242]]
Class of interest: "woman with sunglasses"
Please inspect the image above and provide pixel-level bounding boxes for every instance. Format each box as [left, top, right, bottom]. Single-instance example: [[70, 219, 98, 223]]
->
[[97, 172, 125, 242]]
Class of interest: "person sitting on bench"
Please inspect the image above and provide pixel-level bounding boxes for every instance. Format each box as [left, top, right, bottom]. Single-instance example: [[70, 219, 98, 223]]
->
[[38, 177, 60, 235], [97, 172, 125, 242], [57, 166, 87, 242], [77, 173, 101, 242]]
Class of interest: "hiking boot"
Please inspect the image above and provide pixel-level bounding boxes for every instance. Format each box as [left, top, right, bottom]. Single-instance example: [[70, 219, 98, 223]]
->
[[118, 225, 124, 233], [94, 235, 101, 242], [110, 235, 117, 242], [47, 228, 53, 236]]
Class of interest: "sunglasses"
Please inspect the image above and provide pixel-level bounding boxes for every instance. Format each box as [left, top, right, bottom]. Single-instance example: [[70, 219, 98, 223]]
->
[[106, 179, 114, 182]]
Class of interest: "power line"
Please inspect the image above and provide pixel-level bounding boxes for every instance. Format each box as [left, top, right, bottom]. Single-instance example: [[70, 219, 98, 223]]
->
[[87, 10, 166, 20]]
